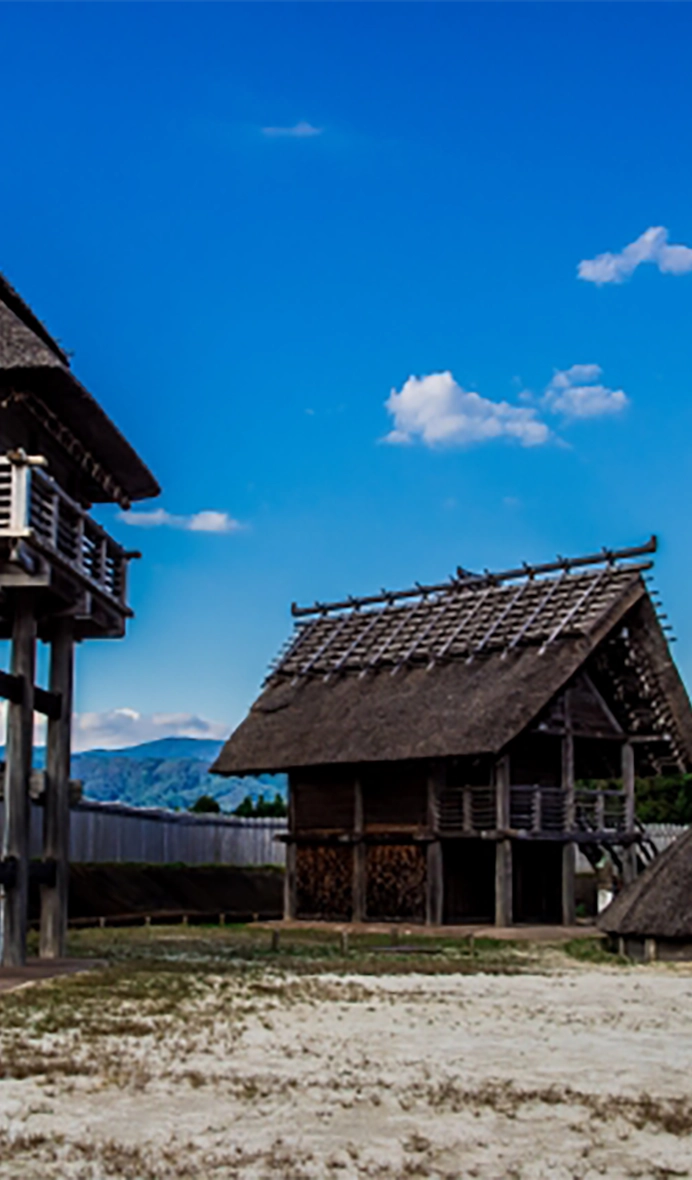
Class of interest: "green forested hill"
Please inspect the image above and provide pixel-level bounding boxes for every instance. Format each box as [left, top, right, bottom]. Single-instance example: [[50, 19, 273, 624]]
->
[[15, 738, 287, 813]]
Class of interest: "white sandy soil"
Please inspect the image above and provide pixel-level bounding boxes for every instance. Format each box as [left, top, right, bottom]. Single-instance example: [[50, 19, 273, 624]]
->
[[1, 966, 692, 1178]]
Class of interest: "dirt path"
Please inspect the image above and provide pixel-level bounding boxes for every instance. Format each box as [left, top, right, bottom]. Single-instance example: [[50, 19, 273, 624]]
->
[[0, 964, 691, 1177]]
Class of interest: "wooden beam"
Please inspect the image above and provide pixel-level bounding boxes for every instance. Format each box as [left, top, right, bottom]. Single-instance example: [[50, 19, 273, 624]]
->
[[562, 689, 576, 925], [581, 673, 624, 735], [426, 766, 444, 926], [40, 619, 74, 959], [284, 776, 297, 920], [35, 686, 61, 721], [621, 741, 637, 884], [494, 755, 512, 926], [1, 597, 36, 967], [622, 741, 635, 831], [352, 778, 366, 923], [0, 671, 60, 718]]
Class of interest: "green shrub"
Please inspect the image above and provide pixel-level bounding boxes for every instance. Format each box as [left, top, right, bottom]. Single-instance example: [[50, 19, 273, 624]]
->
[[189, 794, 221, 814]]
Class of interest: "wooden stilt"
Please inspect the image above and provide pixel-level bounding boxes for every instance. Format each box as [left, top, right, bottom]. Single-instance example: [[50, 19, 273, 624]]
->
[[622, 741, 635, 833], [40, 620, 74, 959], [426, 765, 443, 925], [352, 777, 366, 922], [561, 706, 576, 926], [622, 741, 637, 885], [495, 841, 513, 927], [284, 777, 297, 919], [1, 597, 37, 967], [494, 755, 512, 926]]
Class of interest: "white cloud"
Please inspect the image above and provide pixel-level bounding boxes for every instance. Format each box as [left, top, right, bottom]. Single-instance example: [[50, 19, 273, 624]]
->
[[578, 226, 692, 285], [384, 372, 550, 449], [261, 121, 322, 138], [70, 708, 229, 752], [543, 364, 629, 419], [118, 508, 242, 534]]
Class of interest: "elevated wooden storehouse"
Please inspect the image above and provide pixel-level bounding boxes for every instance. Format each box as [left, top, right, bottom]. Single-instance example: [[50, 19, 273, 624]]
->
[[0, 272, 159, 964], [213, 539, 692, 926]]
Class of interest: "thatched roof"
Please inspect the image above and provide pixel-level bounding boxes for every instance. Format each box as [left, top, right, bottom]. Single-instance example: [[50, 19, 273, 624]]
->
[[213, 543, 692, 775], [599, 827, 692, 939], [0, 272, 159, 504]]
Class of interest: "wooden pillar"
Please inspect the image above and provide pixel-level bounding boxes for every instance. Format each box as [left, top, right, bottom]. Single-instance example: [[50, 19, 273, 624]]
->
[[494, 754, 512, 926], [284, 776, 297, 919], [426, 765, 443, 926], [622, 741, 635, 832], [622, 741, 637, 884], [352, 777, 366, 923], [40, 620, 74, 959], [1, 597, 37, 967], [561, 699, 576, 926]]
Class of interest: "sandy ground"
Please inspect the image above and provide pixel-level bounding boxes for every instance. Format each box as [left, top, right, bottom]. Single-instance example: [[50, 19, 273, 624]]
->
[[1, 961, 692, 1178]]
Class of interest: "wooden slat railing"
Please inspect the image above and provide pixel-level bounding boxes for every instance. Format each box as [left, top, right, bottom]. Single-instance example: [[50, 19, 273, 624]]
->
[[0, 454, 132, 612]]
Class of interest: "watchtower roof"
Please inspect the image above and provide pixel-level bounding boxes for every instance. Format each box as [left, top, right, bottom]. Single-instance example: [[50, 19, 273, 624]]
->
[[0, 272, 159, 505]]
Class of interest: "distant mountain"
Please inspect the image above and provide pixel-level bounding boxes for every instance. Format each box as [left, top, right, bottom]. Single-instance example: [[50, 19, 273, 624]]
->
[[9, 737, 286, 814], [79, 737, 226, 764]]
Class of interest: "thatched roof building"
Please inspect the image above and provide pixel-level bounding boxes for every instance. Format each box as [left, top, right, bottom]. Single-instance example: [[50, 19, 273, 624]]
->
[[0, 272, 159, 506], [213, 539, 692, 928], [599, 828, 692, 959], [214, 542, 692, 776]]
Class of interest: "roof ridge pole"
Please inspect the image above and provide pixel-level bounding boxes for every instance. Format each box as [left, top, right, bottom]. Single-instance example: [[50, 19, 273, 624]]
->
[[290, 536, 657, 618]]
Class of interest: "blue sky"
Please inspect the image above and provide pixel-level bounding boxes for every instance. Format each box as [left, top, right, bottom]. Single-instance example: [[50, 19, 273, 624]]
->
[[2, 3, 692, 748]]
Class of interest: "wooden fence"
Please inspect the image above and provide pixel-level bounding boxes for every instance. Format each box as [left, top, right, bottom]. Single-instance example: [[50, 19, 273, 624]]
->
[[0, 800, 287, 867]]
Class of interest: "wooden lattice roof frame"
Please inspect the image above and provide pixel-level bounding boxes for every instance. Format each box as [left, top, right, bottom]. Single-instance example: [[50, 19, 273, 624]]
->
[[273, 540, 657, 682]]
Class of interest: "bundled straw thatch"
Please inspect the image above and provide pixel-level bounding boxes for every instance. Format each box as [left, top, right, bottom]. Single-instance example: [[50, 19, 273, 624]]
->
[[599, 827, 692, 940], [0, 271, 159, 503]]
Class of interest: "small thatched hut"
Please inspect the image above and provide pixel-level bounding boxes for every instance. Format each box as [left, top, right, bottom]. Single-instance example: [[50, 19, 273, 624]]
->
[[599, 828, 692, 960], [213, 538, 692, 927]]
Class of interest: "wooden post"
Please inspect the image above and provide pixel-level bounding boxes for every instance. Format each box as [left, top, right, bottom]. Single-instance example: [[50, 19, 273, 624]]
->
[[284, 776, 297, 920], [426, 765, 443, 926], [622, 741, 635, 832], [40, 620, 74, 959], [352, 777, 366, 923], [1, 597, 37, 967], [561, 699, 576, 926], [622, 741, 637, 884], [494, 754, 512, 926]]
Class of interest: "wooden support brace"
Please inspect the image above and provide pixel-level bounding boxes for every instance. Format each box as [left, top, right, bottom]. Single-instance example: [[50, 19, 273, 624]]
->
[[0, 670, 60, 719]]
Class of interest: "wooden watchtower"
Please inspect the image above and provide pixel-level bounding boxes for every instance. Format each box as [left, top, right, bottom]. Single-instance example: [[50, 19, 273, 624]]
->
[[0, 273, 159, 965], [213, 539, 692, 927]]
